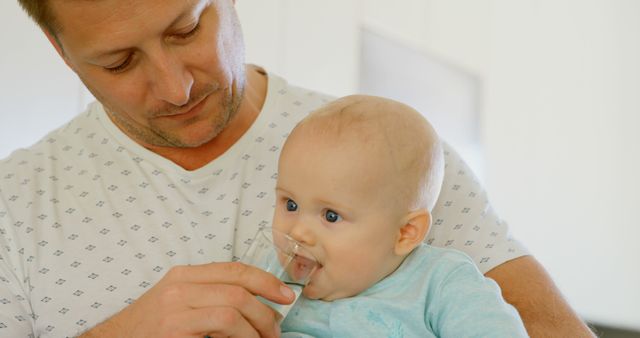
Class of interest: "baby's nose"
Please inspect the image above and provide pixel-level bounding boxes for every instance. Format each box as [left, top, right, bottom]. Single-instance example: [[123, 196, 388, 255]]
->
[[289, 223, 316, 247]]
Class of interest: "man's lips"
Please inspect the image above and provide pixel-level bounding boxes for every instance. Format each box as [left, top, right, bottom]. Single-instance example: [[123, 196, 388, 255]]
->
[[157, 94, 209, 119]]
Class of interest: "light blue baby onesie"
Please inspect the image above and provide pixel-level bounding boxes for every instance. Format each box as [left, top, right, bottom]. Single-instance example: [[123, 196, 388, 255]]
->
[[281, 245, 529, 338]]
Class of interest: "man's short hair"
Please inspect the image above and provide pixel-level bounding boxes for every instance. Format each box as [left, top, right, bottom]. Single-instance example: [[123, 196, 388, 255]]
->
[[17, 0, 60, 36]]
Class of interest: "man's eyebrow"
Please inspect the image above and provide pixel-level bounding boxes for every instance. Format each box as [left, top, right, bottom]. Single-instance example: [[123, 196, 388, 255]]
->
[[167, 9, 195, 31], [85, 43, 127, 60], [88, 9, 195, 59]]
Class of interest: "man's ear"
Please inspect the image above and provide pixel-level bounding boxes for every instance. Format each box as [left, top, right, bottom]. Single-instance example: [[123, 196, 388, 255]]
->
[[394, 209, 431, 256], [43, 28, 75, 71]]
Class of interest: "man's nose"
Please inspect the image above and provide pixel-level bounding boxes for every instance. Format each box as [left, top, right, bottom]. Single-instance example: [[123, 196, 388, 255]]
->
[[148, 50, 194, 106]]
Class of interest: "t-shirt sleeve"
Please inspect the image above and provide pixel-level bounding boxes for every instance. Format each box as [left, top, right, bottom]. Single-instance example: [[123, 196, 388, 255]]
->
[[425, 257, 529, 338], [426, 142, 529, 273]]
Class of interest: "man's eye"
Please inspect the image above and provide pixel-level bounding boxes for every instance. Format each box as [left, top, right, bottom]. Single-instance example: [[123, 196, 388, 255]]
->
[[286, 199, 298, 212], [324, 210, 342, 223], [105, 56, 133, 74], [176, 23, 201, 39]]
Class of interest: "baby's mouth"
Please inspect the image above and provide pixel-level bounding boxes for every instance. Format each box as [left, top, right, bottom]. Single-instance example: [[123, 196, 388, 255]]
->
[[310, 264, 323, 280], [305, 263, 322, 282]]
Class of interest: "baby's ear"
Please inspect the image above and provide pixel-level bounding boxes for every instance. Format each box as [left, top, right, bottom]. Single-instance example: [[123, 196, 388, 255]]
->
[[394, 209, 431, 256]]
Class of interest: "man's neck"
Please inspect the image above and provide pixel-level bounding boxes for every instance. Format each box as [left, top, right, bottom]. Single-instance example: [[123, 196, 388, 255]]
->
[[148, 65, 268, 171]]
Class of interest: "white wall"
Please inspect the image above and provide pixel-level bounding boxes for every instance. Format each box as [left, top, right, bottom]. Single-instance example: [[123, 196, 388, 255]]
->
[[371, 0, 640, 330], [484, 0, 640, 329], [0, 2, 84, 159], [237, 0, 360, 96], [2, 0, 639, 330]]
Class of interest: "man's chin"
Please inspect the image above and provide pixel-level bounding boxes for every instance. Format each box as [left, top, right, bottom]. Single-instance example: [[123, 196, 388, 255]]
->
[[153, 122, 225, 148], [166, 135, 217, 148]]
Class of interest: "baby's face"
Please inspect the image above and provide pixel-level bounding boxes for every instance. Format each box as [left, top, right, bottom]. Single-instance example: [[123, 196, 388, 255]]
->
[[273, 130, 406, 301]]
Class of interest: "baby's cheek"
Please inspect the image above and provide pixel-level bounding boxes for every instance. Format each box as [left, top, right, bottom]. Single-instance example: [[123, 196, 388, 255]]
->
[[340, 265, 377, 294], [271, 216, 287, 232]]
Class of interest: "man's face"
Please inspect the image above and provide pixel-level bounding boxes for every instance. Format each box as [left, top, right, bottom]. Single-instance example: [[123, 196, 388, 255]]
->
[[50, 0, 245, 148]]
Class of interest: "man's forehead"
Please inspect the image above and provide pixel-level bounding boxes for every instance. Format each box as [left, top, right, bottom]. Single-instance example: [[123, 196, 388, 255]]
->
[[52, 0, 207, 57]]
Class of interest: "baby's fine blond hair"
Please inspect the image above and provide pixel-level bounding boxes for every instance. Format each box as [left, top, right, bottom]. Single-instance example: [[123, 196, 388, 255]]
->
[[288, 95, 444, 212]]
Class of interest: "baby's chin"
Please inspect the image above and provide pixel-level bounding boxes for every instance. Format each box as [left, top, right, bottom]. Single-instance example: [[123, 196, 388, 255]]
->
[[302, 284, 350, 302], [302, 283, 322, 300], [302, 283, 334, 301]]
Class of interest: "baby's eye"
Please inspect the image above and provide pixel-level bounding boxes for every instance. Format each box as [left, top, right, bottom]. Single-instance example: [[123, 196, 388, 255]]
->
[[324, 210, 342, 223], [286, 199, 298, 212]]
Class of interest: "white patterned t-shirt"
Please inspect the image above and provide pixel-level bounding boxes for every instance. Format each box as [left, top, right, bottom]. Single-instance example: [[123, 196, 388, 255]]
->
[[0, 72, 527, 337]]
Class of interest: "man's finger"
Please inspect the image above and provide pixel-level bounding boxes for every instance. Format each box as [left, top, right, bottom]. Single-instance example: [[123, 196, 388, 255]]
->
[[166, 262, 296, 304], [173, 283, 281, 338], [175, 306, 263, 338]]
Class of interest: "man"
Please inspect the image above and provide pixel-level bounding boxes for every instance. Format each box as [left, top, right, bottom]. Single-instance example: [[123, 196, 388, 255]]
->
[[0, 0, 593, 337]]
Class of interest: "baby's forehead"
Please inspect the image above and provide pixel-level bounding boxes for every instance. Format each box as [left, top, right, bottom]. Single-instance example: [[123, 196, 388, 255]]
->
[[304, 97, 429, 150], [303, 98, 401, 137], [310, 96, 406, 123]]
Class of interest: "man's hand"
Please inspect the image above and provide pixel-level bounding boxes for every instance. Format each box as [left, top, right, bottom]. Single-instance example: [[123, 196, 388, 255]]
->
[[486, 255, 596, 338], [80, 262, 294, 338]]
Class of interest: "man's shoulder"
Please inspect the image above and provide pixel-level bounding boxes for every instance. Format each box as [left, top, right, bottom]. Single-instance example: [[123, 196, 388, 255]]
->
[[263, 72, 335, 118], [5, 102, 101, 151], [0, 103, 105, 185]]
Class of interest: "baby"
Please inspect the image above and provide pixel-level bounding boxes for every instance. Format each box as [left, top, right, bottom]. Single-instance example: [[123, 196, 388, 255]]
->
[[272, 95, 529, 337]]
